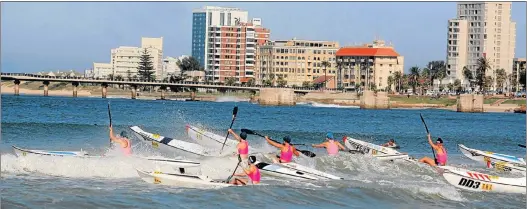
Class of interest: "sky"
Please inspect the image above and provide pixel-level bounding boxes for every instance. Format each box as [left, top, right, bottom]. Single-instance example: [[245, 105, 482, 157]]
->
[[1, 2, 525, 73]]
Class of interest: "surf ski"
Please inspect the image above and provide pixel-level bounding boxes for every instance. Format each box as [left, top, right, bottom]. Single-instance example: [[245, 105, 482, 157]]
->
[[438, 165, 526, 194], [130, 126, 233, 157], [279, 162, 343, 180], [458, 144, 526, 174], [186, 124, 238, 149], [342, 137, 409, 161], [13, 145, 201, 168], [253, 161, 319, 180], [136, 169, 234, 188]]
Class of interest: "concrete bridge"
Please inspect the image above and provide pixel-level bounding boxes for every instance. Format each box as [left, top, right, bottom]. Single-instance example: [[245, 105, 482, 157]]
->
[[1, 73, 333, 102]]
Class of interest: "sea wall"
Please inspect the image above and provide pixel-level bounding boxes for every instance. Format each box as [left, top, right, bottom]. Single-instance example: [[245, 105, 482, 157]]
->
[[258, 88, 295, 106], [360, 90, 390, 109], [457, 94, 484, 112]]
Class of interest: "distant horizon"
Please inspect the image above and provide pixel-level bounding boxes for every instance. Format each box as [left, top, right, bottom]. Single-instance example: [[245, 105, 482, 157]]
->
[[1, 2, 525, 73]]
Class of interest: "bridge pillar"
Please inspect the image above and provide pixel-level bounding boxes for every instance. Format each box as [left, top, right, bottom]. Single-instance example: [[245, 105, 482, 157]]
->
[[160, 86, 166, 100], [13, 80, 20, 96], [101, 83, 108, 98], [43, 81, 50, 96], [72, 82, 79, 98], [131, 85, 137, 99]]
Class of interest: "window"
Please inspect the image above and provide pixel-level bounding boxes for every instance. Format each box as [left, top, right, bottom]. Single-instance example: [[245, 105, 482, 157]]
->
[[220, 13, 225, 26]]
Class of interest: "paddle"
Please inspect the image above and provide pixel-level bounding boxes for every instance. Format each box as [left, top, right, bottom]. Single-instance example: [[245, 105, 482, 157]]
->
[[107, 102, 112, 147], [220, 106, 239, 154], [419, 114, 436, 164], [518, 144, 526, 148], [241, 128, 316, 158]]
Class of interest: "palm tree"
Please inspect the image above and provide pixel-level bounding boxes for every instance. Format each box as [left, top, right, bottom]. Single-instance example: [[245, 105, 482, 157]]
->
[[462, 66, 473, 91], [393, 71, 402, 93], [387, 75, 394, 93], [420, 67, 431, 92], [436, 66, 447, 92], [454, 79, 462, 93], [494, 69, 507, 93], [476, 57, 491, 91], [321, 60, 331, 89], [409, 66, 420, 95], [336, 60, 343, 90]]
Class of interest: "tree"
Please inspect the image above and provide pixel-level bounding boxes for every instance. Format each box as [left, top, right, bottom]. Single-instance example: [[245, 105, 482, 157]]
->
[[420, 67, 431, 92], [126, 70, 132, 81], [476, 57, 491, 91], [393, 71, 402, 93], [246, 78, 255, 87], [302, 81, 312, 88], [321, 61, 331, 89], [225, 77, 236, 86], [192, 76, 199, 83], [276, 76, 287, 87], [462, 66, 473, 91], [174, 56, 201, 82], [519, 68, 526, 90], [137, 48, 155, 81], [454, 79, 462, 93], [484, 76, 493, 92], [115, 75, 123, 81], [268, 73, 276, 86], [387, 75, 394, 93], [263, 79, 272, 87], [494, 68, 507, 92], [447, 83, 454, 92], [426, 60, 446, 90], [409, 66, 420, 95]]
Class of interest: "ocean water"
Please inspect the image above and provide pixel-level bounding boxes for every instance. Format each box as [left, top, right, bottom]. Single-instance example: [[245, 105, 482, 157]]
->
[[1, 94, 525, 209]]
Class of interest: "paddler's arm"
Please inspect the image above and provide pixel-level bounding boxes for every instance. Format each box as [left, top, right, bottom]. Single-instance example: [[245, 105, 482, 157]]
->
[[311, 143, 325, 148], [426, 134, 437, 149], [337, 142, 346, 151], [265, 136, 283, 148], [228, 129, 242, 142], [292, 146, 300, 157], [109, 125, 127, 148]]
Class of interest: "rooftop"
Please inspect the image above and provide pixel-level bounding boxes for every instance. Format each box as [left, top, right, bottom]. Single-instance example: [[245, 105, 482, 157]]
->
[[336, 47, 400, 57]]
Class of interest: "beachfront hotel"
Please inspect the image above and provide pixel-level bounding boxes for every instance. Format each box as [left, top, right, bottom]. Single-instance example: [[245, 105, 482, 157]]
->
[[192, 6, 270, 84], [336, 40, 404, 91], [446, 2, 516, 88], [92, 37, 164, 80], [255, 39, 339, 88]]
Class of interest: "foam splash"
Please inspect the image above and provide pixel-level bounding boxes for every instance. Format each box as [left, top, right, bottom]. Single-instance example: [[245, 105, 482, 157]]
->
[[215, 96, 249, 103], [307, 102, 359, 109]]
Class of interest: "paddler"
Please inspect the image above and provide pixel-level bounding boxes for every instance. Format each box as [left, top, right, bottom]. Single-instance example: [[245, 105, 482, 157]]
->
[[311, 132, 346, 156], [382, 139, 397, 148], [265, 135, 300, 163], [228, 129, 250, 169], [418, 134, 447, 166], [109, 124, 132, 156], [230, 155, 261, 185]]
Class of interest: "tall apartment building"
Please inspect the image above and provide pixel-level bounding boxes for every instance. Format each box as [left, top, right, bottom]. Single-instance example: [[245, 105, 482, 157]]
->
[[336, 40, 404, 91], [256, 39, 339, 87], [192, 6, 270, 83], [446, 2, 516, 86]]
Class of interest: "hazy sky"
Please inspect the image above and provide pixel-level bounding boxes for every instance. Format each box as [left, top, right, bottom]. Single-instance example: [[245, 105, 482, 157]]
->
[[1, 2, 525, 73]]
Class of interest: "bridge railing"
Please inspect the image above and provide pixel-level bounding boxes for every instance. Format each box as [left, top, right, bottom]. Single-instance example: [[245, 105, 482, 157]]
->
[[1, 72, 341, 92]]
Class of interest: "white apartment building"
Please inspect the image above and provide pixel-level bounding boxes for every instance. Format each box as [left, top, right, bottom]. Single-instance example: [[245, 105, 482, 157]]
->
[[162, 55, 189, 78], [93, 63, 113, 79], [93, 37, 164, 80], [446, 2, 516, 88]]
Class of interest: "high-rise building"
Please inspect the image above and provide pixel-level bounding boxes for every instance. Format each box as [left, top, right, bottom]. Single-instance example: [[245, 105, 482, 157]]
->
[[446, 2, 516, 87], [192, 6, 270, 84], [255, 39, 339, 87], [336, 40, 404, 91]]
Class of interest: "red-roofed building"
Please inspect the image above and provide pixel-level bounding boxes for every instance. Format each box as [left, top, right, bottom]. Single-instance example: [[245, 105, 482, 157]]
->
[[335, 40, 404, 91]]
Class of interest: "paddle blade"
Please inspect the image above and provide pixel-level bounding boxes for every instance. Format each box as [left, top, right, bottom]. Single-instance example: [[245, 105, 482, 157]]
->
[[299, 150, 316, 158], [241, 128, 256, 135], [419, 113, 429, 134], [233, 106, 238, 116], [107, 102, 112, 126], [519, 144, 526, 148]]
